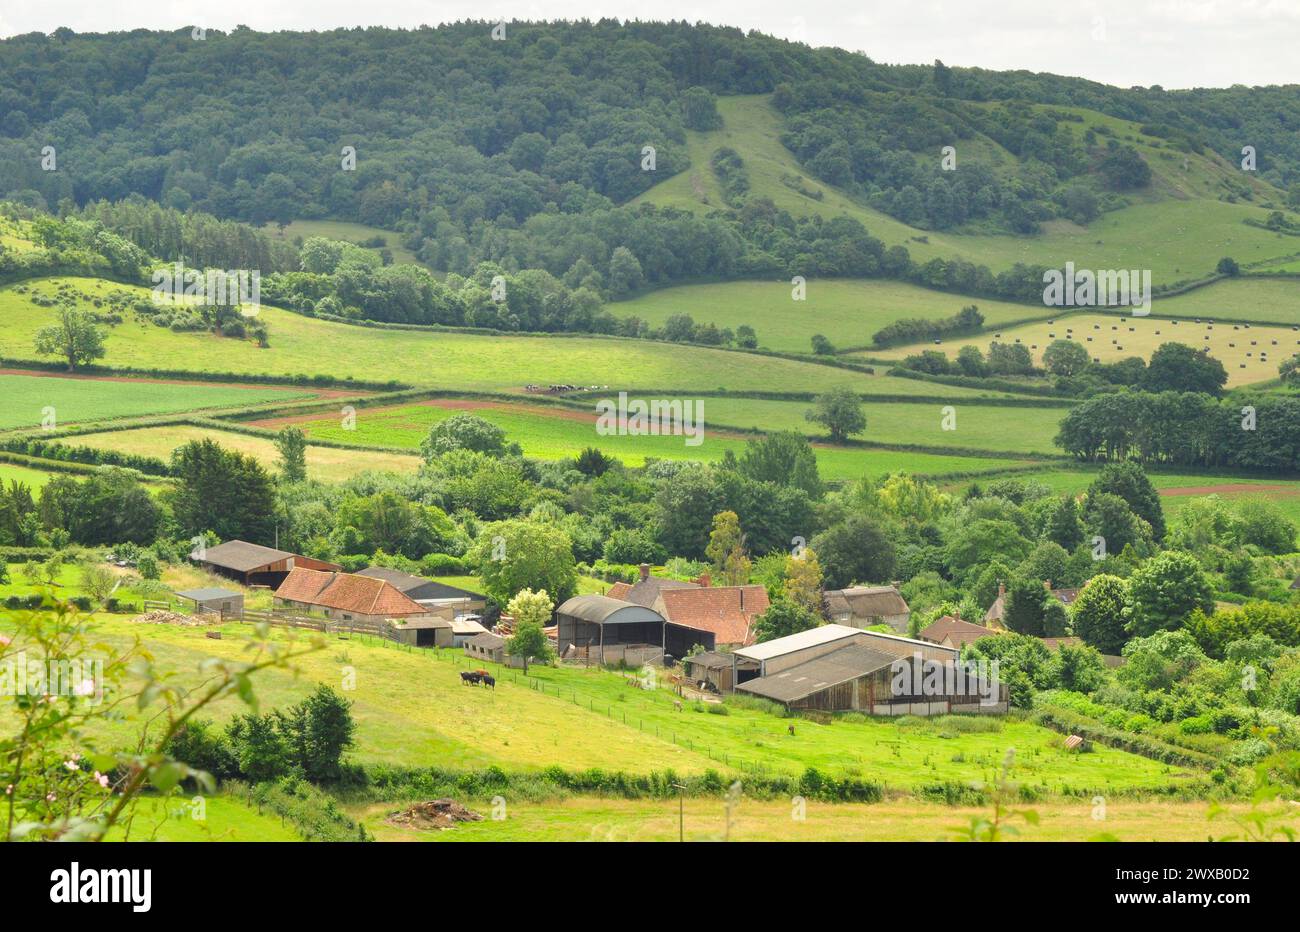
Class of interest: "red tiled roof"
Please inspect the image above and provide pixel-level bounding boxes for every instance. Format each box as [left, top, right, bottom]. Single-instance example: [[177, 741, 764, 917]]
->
[[656, 585, 769, 647], [919, 615, 999, 648], [606, 581, 633, 600], [274, 567, 427, 617]]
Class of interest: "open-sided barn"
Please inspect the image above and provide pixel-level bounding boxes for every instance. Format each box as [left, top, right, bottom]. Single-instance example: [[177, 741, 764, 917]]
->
[[555, 594, 715, 665], [728, 625, 1008, 715], [191, 540, 341, 588]]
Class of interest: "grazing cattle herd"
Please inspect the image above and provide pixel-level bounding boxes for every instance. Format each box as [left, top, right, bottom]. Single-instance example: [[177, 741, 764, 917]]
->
[[460, 669, 496, 689]]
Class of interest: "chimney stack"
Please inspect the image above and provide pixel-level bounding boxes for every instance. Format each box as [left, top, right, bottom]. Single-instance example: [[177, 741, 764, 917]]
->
[[997, 580, 1005, 600], [1044, 579, 1052, 591], [638, 563, 650, 582], [696, 572, 711, 588]]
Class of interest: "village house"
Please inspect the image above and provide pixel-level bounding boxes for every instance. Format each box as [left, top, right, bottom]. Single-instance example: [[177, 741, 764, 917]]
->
[[356, 566, 488, 615], [608, 564, 767, 650], [984, 580, 1080, 627], [822, 584, 911, 631], [918, 614, 999, 649], [190, 539, 341, 588], [274, 567, 453, 646], [606, 563, 701, 606]]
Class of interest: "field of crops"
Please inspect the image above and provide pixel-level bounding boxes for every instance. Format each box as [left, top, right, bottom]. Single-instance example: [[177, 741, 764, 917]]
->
[[867, 311, 1299, 387], [66, 424, 422, 482]]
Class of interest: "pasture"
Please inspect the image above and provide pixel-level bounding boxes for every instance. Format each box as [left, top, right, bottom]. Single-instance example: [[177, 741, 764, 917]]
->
[[0, 278, 888, 395], [105, 794, 302, 842], [613, 278, 1043, 353], [867, 312, 1300, 387], [64, 424, 422, 483], [271, 398, 1048, 478], [1, 616, 1186, 793], [0, 461, 58, 490], [356, 797, 1286, 843], [271, 219, 420, 266], [0, 372, 313, 430], [984, 468, 1300, 535]]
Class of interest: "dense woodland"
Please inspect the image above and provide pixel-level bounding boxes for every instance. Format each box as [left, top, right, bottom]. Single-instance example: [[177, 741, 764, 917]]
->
[[3, 23, 1300, 317]]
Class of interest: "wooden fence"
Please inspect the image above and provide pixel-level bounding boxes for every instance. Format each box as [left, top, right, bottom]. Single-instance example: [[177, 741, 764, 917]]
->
[[235, 608, 398, 640]]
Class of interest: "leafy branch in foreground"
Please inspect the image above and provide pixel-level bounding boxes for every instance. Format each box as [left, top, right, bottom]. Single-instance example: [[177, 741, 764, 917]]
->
[[949, 749, 1040, 842], [1, 594, 322, 841]]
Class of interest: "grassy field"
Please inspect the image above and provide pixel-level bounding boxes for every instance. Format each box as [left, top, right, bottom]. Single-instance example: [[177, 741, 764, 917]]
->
[[271, 398, 1049, 477], [0, 461, 59, 490], [614, 276, 1299, 360], [866, 311, 1299, 387], [106, 794, 302, 842], [983, 468, 1300, 534], [0, 372, 314, 430], [275, 396, 1069, 458], [65, 424, 422, 483], [613, 279, 1044, 353], [632, 95, 1297, 284], [0, 615, 1185, 792], [356, 797, 1288, 842], [0, 278, 896, 396], [271, 219, 420, 265]]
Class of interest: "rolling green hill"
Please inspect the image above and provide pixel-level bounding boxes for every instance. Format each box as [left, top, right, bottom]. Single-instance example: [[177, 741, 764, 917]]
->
[[633, 95, 1299, 287]]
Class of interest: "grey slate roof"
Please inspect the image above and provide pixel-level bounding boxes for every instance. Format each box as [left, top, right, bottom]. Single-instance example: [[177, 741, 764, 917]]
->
[[683, 651, 733, 670], [735, 643, 899, 703], [356, 566, 486, 602], [174, 587, 242, 602], [192, 540, 293, 572], [556, 594, 665, 625]]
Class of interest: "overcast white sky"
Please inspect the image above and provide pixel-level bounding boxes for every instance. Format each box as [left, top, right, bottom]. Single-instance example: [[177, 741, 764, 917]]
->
[[0, 0, 1297, 89]]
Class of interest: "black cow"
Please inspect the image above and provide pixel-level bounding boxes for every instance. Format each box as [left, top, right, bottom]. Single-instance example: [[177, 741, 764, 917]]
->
[[460, 671, 482, 686], [481, 674, 495, 690]]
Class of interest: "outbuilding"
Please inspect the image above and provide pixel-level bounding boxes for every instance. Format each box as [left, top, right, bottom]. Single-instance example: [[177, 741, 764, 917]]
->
[[191, 540, 341, 588], [682, 651, 737, 693], [173, 587, 244, 619], [465, 632, 507, 664]]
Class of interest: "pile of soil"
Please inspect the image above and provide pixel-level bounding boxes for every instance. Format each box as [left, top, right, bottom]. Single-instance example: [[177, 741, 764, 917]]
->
[[131, 610, 206, 627], [385, 799, 484, 831]]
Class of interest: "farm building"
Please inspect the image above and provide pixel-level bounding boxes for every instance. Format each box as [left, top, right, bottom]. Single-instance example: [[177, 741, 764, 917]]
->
[[556, 594, 714, 665], [448, 615, 490, 647], [191, 539, 341, 588], [173, 587, 244, 619], [465, 632, 506, 663], [357, 566, 489, 615], [683, 651, 737, 693], [730, 625, 1008, 715], [823, 585, 911, 632], [274, 567, 450, 638], [391, 616, 454, 648], [919, 615, 998, 649]]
